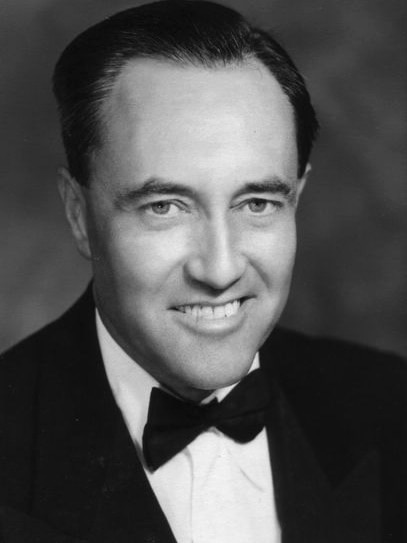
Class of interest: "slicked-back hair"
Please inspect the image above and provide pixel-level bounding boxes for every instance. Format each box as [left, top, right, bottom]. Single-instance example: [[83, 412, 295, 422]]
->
[[53, 0, 319, 185]]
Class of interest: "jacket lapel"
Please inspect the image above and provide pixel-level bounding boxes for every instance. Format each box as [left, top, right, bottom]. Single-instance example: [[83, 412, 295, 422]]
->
[[266, 382, 381, 543], [88, 410, 176, 543], [261, 329, 382, 543], [32, 286, 176, 542], [265, 380, 332, 543]]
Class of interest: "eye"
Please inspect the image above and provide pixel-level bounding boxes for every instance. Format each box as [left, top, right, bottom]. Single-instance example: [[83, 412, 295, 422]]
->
[[150, 201, 173, 215], [244, 198, 282, 214], [146, 201, 184, 216]]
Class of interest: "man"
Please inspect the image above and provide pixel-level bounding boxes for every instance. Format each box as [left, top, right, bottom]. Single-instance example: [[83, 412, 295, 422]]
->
[[0, 1, 405, 542]]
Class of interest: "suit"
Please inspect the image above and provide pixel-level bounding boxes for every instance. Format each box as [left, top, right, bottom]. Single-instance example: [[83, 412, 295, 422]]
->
[[0, 286, 406, 542]]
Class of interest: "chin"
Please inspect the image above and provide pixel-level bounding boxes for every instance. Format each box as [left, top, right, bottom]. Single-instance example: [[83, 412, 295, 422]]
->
[[175, 354, 255, 398]]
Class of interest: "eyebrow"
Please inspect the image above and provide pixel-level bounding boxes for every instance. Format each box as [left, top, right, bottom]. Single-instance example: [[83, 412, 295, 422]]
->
[[233, 178, 294, 199], [114, 175, 295, 208], [114, 178, 195, 208]]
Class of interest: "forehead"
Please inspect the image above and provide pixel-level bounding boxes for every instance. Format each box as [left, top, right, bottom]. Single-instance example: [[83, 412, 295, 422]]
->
[[95, 58, 297, 185]]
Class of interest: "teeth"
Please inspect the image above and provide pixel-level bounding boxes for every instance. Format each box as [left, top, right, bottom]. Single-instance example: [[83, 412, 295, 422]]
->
[[213, 305, 225, 319], [177, 300, 241, 319], [201, 306, 213, 318]]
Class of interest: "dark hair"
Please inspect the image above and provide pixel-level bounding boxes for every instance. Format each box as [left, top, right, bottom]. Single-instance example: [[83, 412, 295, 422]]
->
[[53, 0, 318, 185]]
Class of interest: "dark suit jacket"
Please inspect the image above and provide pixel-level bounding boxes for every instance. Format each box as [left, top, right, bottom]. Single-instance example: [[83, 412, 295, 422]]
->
[[0, 287, 406, 542]]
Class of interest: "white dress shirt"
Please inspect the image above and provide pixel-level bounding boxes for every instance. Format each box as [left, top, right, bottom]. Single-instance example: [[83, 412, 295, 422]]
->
[[96, 311, 281, 543]]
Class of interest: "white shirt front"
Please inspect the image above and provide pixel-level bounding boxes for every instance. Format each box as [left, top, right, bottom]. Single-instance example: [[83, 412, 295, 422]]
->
[[96, 311, 281, 543]]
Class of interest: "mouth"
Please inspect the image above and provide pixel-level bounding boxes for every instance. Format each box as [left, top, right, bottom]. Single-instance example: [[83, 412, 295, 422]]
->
[[173, 298, 248, 320]]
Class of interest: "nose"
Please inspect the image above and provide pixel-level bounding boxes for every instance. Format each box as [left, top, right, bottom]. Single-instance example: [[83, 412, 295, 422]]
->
[[185, 217, 246, 291]]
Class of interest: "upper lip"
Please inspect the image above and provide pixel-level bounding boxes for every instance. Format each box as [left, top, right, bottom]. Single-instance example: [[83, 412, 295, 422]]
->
[[171, 296, 249, 309]]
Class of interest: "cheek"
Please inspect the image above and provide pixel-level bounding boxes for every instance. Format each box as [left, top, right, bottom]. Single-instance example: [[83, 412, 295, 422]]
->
[[242, 219, 297, 283], [96, 224, 190, 291], [274, 226, 297, 271]]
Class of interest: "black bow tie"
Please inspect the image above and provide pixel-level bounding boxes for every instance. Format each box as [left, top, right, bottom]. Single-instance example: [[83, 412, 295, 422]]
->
[[142, 369, 270, 471]]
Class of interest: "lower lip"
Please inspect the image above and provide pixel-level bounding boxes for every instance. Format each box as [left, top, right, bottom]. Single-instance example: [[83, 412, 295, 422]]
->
[[170, 299, 250, 337]]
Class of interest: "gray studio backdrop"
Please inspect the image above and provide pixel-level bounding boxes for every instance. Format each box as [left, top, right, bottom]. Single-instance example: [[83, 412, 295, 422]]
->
[[1, 0, 406, 356]]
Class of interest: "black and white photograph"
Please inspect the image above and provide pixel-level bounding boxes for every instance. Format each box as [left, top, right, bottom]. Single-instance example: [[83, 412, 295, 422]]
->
[[0, 1, 406, 541]]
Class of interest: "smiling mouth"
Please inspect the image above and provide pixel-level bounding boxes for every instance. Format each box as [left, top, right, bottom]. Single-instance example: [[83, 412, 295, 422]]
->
[[174, 298, 246, 320]]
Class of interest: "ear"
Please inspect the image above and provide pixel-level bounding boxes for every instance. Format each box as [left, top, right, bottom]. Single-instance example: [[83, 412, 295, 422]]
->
[[57, 167, 92, 260], [295, 163, 311, 208]]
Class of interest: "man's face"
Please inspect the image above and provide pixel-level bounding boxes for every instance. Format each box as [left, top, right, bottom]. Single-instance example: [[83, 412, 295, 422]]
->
[[67, 58, 305, 400]]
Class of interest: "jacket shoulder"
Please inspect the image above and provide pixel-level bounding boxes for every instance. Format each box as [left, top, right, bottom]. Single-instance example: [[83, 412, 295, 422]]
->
[[0, 287, 95, 509], [265, 326, 407, 385], [262, 327, 407, 431], [0, 285, 95, 432], [0, 286, 94, 376]]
